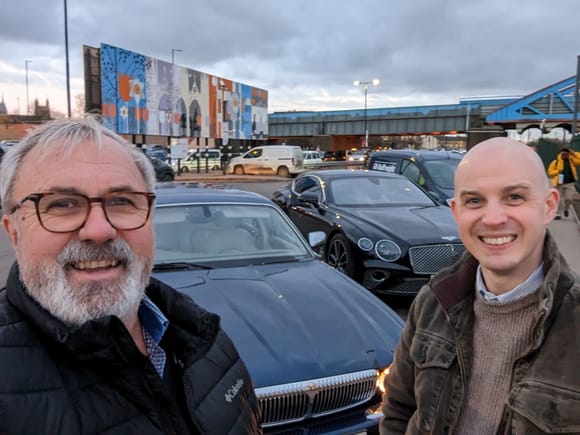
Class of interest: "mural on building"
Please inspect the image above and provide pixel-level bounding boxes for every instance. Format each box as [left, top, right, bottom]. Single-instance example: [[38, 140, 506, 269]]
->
[[100, 43, 268, 139]]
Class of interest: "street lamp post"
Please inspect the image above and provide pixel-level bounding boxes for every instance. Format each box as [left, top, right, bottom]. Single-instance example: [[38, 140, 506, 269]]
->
[[171, 48, 183, 65], [353, 78, 380, 148], [64, 0, 71, 118], [25, 60, 32, 115]]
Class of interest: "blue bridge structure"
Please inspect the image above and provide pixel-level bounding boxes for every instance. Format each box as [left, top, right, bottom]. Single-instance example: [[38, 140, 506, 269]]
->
[[267, 76, 578, 149]]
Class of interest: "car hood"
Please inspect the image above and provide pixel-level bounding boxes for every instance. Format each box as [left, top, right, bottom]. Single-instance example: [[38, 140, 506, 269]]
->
[[336, 205, 460, 244], [153, 259, 403, 388]]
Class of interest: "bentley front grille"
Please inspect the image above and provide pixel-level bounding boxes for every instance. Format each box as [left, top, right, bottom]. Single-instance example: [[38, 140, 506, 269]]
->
[[256, 369, 378, 428], [409, 243, 465, 274]]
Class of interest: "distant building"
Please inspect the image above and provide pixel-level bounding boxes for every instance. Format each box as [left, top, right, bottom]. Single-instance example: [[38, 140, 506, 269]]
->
[[0, 98, 53, 141]]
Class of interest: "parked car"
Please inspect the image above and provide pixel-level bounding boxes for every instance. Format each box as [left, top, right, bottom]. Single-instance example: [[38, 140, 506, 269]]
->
[[347, 149, 369, 163], [145, 144, 170, 162], [172, 149, 222, 173], [152, 184, 404, 433], [365, 149, 462, 205], [226, 145, 305, 177], [302, 150, 323, 169], [272, 169, 464, 296], [0, 142, 15, 205], [149, 156, 175, 181], [323, 150, 347, 162]]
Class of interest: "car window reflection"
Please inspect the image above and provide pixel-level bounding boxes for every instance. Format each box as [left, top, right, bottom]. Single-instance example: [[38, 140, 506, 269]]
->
[[329, 177, 435, 206], [153, 203, 311, 265]]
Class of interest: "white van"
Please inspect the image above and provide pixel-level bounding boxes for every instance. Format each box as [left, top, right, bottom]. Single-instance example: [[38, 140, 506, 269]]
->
[[226, 145, 305, 177]]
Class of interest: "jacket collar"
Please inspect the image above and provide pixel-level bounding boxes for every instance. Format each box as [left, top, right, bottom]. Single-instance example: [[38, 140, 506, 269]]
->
[[430, 230, 574, 314], [5, 262, 220, 363]]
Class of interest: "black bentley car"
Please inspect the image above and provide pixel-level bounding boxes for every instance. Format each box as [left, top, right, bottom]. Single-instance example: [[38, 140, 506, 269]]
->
[[272, 169, 465, 296]]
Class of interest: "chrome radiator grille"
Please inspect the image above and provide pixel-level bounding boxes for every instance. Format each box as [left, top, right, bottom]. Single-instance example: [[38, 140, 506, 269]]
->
[[256, 369, 378, 428], [409, 243, 465, 274]]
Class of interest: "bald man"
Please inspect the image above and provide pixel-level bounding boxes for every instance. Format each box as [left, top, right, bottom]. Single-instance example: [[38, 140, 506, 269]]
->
[[380, 138, 579, 434]]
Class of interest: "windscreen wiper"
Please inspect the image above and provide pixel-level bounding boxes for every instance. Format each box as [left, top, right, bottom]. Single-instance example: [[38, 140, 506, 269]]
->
[[255, 256, 310, 265], [153, 262, 213, 271]]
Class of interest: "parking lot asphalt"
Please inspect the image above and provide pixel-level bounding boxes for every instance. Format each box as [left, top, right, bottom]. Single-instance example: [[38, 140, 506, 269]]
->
[[547, 203, 580, 273]]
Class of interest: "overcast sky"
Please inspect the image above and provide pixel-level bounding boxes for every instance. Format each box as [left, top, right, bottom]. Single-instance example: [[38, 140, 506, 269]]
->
[[0, 0, 578, 116]]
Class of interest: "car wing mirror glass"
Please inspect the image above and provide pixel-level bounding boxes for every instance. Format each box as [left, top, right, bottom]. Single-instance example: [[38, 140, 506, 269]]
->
[[308, 231, 326, 249]]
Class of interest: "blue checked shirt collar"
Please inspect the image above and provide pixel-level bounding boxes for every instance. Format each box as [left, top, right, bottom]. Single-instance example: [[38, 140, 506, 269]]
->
[[476, 263, 544, 304], [138, 295, 169, 378]]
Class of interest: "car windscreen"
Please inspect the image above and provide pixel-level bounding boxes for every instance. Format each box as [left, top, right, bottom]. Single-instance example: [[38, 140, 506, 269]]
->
[[423, 159, 460, 189], [328, 176, 436, 207], [153, 203, 312, 265]]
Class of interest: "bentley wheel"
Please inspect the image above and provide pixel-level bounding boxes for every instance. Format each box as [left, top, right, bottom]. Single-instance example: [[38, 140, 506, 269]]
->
[[326, 234, 355, 277]]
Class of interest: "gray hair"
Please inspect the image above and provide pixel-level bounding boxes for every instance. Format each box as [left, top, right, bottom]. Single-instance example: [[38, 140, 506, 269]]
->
[[0, 116, 156, 210]]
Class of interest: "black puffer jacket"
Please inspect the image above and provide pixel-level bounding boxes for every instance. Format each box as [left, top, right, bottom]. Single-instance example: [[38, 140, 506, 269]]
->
[[0, 263, 261, 434]]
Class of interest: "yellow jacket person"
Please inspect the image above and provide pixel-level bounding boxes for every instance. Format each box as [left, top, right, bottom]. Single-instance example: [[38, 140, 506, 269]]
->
[[547, 147, 580, 218]]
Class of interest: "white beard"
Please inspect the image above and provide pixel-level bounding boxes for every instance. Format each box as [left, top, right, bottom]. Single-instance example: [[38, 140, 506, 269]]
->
[[18, 237, 152, 327]]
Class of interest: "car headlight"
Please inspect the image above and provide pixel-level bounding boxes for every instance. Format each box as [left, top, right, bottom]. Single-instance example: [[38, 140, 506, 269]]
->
[[357, 237, 373, 251], [376, 366, 390, 395], [375, 240, 401, 262]]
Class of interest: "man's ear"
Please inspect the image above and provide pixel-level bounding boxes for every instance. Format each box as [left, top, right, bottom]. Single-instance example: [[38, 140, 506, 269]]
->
[[449, 197, 459, 220], [2, 214, 19, 249], [545, 188, 560, 223]]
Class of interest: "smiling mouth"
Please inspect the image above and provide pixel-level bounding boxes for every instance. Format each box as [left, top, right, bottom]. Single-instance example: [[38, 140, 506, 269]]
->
[[480, 236, 516, 246], [70, 259, 122, 270]]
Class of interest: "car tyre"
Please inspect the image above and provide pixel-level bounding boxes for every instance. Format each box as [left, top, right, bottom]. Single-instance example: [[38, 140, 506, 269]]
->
[[277, 166, 290, 177], [326, 234, 356, 277], [234, 165, 245, 175]]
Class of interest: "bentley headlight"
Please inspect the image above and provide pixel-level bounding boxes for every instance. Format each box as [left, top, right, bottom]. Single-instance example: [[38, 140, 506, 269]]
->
[[376, 366, 390, 395], [375, 240, 401, 262], [357, 237, 373, 251]]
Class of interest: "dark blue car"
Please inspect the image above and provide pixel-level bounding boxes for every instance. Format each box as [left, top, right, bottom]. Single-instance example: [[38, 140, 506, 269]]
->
[[152, 184, 404, 433], [145, 144, 170, 162], [365, 149, 462, 205]]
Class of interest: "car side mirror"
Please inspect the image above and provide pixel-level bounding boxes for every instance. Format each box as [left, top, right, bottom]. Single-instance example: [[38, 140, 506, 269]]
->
[[308, 231, 326, 250], [298, 191, 321, 207]]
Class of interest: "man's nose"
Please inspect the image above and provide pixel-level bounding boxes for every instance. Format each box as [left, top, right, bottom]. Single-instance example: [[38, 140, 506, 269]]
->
[[78, 203, 117, 242], [481, 201, 508, 226]]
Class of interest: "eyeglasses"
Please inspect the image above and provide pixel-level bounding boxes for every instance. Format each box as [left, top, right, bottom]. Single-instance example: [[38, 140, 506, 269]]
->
[[9, 191, 156, 233]]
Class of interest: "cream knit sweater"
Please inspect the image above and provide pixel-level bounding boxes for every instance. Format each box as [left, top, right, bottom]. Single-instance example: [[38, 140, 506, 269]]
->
[[454, 291, 540, 434]]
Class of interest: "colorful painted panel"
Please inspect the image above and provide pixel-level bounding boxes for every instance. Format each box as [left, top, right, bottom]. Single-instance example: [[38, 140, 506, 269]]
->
[[100, 43, 269, 139]]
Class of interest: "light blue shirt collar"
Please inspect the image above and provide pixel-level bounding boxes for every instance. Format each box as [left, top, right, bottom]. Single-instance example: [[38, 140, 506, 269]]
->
[[476, 263, 544, 304]]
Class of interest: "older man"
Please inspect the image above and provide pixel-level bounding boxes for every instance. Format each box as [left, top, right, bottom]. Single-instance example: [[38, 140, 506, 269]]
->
[[0, 118, 261, 434], [380, 137, 579, 434]]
